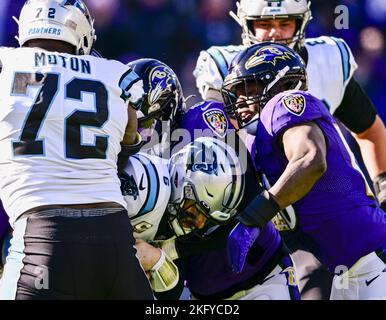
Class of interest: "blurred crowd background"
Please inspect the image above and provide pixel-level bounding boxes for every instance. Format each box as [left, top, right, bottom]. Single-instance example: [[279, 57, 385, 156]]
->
[[0, 0, 385, 121]]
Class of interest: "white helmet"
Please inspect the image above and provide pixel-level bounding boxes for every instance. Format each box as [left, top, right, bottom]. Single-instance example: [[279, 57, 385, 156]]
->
[[168, 137, 245, 237], [14, 0, 96, 55], [231, 0, 312, 50]]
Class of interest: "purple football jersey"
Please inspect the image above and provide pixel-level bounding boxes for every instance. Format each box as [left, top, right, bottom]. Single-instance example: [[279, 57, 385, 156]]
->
[[185, 222, 281, 296], [254, 90, 386, 270], [177, 101, 283, 296], [181, 100, 233, 139], [0, 201, 10, 241]]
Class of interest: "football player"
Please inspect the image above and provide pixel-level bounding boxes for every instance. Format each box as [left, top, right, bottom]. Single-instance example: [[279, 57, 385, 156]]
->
[[121, 58, 186, 159], [119, 152, 181, 293], [222, 43, 386, 300], [0, 0, 152, 299], [194, 0, 386, 212], [194, 0, 386, 299], [135, 137, 300, 300]]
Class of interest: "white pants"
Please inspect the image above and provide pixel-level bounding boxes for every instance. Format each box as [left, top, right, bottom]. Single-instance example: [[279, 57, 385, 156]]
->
[[330, 250, 386, 300]]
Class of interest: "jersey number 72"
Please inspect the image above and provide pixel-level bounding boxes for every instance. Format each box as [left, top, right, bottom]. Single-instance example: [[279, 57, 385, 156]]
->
[[11, 72, 108, 159]]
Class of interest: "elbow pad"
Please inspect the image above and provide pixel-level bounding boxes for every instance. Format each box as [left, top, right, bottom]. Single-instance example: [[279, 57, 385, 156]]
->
[[150, 249, 179, 292]]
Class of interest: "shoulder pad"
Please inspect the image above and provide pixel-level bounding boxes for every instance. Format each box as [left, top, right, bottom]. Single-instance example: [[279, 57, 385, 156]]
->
[[305, 36, 357, 84], [193, 45, 245, 101]]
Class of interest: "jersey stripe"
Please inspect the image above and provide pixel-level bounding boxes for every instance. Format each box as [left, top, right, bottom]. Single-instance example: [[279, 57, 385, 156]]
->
[[331, 37, 351, 83], [207, 47, 229, 80], [118, 69, 141, 101], [134, 154, 160, 217]]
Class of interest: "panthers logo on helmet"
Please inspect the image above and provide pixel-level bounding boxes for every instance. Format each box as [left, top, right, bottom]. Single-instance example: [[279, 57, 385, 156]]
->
[[119, 172, 139, 200], [245, 46, 296, 69], [148, 65, 174, 106], [202, 109, 228, 138], [187, 148, 218, 175], [282, 94, 306, 116]]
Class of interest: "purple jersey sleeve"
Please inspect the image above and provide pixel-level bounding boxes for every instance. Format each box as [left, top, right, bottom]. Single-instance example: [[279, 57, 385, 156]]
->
[[181, 100, 233, 138], [261, 91, 327, 136], [0, 201, 10, 240]]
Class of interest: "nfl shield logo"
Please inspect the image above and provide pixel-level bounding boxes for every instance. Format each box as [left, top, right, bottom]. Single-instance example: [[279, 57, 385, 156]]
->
[[282, 94, 306, 116], [202, 109, 228, 138]]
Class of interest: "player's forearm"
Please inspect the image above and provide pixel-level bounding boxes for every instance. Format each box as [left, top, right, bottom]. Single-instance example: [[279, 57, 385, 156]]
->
[[236, 151, 327, 229], [269, 153, 327, 209], [353, 115, 386, 179], [122, 104, 139, 145]]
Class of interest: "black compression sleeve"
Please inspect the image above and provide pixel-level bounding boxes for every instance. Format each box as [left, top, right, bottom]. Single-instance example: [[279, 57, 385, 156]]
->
[[333, 77, 377, 134]]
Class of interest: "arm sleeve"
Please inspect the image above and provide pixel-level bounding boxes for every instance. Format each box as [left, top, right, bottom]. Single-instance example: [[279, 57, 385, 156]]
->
[[193, 47, 229, 101], [333, 77, 377, 134]]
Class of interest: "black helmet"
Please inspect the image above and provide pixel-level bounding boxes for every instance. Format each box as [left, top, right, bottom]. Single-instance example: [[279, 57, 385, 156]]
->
[[222, 42, 307, 129], [126, 58, 185, 138]]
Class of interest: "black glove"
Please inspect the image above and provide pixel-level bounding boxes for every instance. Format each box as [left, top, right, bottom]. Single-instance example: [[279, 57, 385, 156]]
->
[[236, 191, 281, 228], [373, 172, 386, 211]]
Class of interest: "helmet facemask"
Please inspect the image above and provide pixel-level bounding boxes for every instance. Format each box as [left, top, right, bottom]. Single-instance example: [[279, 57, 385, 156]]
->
[[136, 84, 183, 144], [230, 0, 312, 52], [168, 138, 245, 239], [222, 66, 307, 129], [167, 183, 216, 239]]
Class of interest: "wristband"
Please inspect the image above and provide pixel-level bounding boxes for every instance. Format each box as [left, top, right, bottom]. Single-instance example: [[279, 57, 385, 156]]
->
[[236, 190, 281, 228]]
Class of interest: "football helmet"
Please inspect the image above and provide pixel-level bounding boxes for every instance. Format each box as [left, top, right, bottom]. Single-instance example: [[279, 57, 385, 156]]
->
[[222, 42, 307, 128], [14, 0, 96, 55], [168, 137, 245, 237], [126, 58, 185, 143], [230, 0, 312, 50]]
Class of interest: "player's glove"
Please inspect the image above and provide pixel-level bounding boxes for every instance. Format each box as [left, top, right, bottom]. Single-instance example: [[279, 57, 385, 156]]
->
[[227, 190, 280, 273], [373, 172, 386, 211], [227, 222, 260, 274]]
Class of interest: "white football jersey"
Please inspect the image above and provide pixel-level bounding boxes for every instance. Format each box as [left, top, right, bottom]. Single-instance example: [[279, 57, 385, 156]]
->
[[0, 47, 136, 225], [193, 36, 357, 114], [120, 152, 171, 241]]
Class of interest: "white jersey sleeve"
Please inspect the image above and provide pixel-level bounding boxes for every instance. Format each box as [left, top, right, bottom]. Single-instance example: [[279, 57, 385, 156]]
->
[[193, 45, 245, 101], [305, 36, 358, 114], [0, 47, 134, 224], [120, 153, 171, 241]]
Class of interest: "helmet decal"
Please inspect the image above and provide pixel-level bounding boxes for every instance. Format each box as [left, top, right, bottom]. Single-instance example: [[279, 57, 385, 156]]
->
[[245, 46, 296, 69], [187, 151, 218, 176], [148, 65, 174, 106]]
